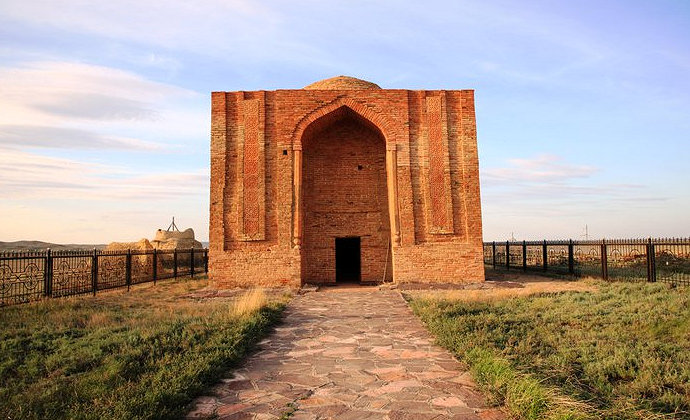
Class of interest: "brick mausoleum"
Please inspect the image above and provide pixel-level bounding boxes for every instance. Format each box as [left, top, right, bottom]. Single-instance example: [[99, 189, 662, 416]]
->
[[209, 76, 484, 287]]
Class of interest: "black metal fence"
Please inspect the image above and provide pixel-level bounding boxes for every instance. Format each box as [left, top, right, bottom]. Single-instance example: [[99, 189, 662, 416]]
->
[[0, 248, 209, 307], [483, 238, 690, 285]]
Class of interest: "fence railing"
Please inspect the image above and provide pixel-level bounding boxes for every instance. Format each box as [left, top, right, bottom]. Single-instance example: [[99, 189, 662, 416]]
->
[[0, 248, 209, 307], [483, 238, 690, 285]]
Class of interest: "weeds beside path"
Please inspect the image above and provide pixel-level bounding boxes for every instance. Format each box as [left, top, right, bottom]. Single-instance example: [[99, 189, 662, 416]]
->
[[0, 277, 290, 420], [408, 279, 690, 420]]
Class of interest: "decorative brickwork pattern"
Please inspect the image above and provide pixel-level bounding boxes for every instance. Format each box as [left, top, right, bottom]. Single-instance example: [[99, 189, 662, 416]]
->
[[209, 77, 484, 287], [425, 93, 454, 235], [239, 97, 265, 240]]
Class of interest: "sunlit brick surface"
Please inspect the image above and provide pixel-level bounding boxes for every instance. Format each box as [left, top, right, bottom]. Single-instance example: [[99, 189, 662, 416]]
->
[[209, 77, 484, 287]]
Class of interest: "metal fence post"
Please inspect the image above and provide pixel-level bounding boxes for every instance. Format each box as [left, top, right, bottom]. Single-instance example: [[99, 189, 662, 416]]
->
[[568, 239, 574, 274], [601, 239, 608, 281], [152, 248, 158, 284], [91, 248, 98, 296], [650, 239, 657, 282], [543, 240, 548, 271], [126, 249, 132, 291], [173, 249, 178, 278], [492, 241, 496, 269], [646, 238, 656, 282], [204, 249, 209, 273], [44, 248, 53, 297], [505, 241, 510, 270], [190, 248, 195, 278], [646, 239, 651, 282], [522, 240, 527, 271]]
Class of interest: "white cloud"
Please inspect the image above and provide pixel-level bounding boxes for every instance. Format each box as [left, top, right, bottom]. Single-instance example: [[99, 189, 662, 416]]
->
[[0, 125, 163, 150], [0, 61, 197, 125], [483, 154, 597, 184], [480, 154, 666, 205], [0, 146, 210, 243], [0, 60, 208, 154], [0, 0, 283, 58], [0, 148, 208, 201], [31, 92, 158, 121], [480, 154, 677, 240], [0, 61, 210, 243]]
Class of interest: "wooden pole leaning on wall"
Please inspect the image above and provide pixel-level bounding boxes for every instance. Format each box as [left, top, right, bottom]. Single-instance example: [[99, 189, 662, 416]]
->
[[385, 144, 401, 245], [292, 145, 303, 248], [382, 237, 391, 283]]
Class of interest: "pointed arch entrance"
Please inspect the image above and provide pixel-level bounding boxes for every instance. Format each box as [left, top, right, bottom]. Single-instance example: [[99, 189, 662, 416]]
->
[[295, 106, 395, 283]]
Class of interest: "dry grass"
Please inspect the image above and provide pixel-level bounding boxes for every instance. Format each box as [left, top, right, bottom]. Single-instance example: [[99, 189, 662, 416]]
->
[[14, 277, 248, 332], [409, 278, 598, 303], [230, 288, 269, 318]]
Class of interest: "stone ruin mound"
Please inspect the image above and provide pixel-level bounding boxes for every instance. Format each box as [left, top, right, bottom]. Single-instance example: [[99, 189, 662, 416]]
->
[[104, 228, 202, 252], [104, 238, 154, 252], [103, 226, 204, 274], [152, 228, 203, 250]]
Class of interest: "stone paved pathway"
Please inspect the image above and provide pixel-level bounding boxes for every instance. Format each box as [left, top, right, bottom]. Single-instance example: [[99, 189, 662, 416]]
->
[[187, 287, 505, 420]]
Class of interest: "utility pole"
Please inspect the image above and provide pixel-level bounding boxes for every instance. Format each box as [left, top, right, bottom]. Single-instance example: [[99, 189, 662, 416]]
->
[[581, 224, 589, 240], [167, 217, 180, 232]]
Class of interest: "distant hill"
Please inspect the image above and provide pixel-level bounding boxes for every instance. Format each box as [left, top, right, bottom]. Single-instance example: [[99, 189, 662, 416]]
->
[[0, 241, 107, 252]]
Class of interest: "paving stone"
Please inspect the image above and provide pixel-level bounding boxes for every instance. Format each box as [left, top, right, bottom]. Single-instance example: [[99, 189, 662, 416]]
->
[[431, 396, 468, 408], [187, 288, 505, 419], [384, 400, 434, 412], [290, 413, 319, 420], [216, 403, 252, 417], [353, 395, 390, 410], [220, 379, 253, 391], [217, 413, 253, 420], [337, 410, 387, 420], [386, 411, 444, 420], [254, 414, 281, 420], [218, 393, 241, 404], [252, 380, 293, 393]]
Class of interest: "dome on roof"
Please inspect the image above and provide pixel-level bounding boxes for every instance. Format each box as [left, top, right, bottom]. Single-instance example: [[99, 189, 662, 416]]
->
[[304, 76, 381, 90]]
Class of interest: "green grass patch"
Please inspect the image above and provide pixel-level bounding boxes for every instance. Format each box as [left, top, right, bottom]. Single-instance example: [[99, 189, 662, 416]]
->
[[408, 281, 690, 419], [0, 277, 289, 419]]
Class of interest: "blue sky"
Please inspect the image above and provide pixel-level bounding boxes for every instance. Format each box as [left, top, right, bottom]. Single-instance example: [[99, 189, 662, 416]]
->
[[1, 0, 688, 243]]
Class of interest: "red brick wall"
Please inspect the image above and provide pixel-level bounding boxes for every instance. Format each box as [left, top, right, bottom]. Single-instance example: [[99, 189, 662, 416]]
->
[[210, 81, 484, 287], [302, 113, 391, 283]]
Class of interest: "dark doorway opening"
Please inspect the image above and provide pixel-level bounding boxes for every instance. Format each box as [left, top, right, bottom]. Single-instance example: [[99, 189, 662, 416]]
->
[[335, 237, 361, 283]]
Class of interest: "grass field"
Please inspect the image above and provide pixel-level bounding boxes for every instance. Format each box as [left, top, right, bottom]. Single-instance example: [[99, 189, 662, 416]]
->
[[408, 280, 690, 420], [0, 277, 289, 420]]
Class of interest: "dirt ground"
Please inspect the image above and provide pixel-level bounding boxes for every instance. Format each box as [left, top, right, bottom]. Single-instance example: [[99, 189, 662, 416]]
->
[[400, 270, 599, 302], [184, 270, 598, 304]]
